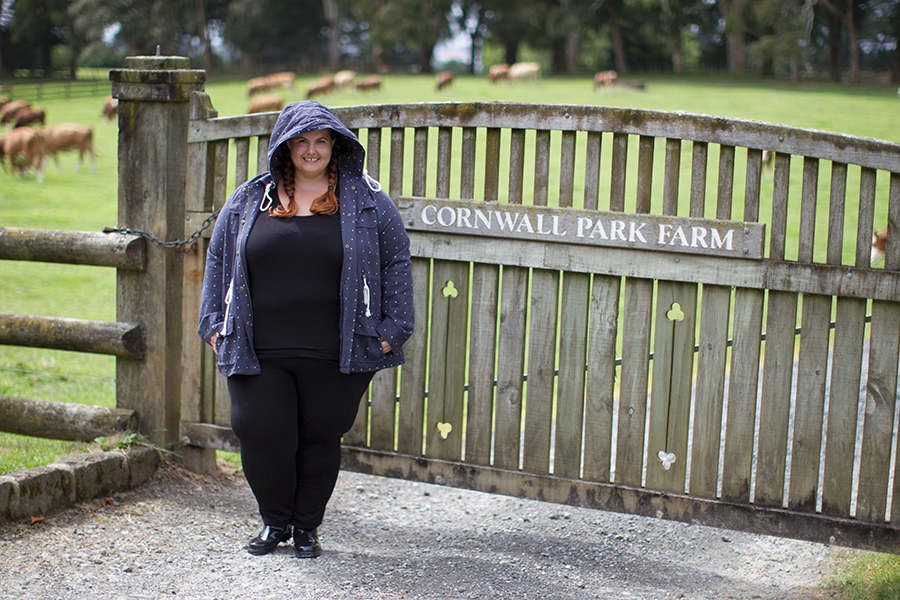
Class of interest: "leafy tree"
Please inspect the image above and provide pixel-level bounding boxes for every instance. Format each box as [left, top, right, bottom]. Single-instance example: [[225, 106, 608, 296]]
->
[[4, 0, 67, 74], [224, 0, 328, 69]]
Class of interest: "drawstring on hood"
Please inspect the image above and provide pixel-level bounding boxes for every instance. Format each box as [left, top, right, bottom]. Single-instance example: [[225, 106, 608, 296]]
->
[[259, 181, 275, 212]]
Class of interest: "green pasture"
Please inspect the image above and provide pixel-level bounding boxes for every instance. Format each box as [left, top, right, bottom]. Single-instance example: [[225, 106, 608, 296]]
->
[[2, 71, 898, 472]]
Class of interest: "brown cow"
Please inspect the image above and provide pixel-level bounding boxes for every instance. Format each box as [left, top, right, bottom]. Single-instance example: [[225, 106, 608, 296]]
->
[[487, 64, 509, 84], [1, 127, 46, 182], [1, 100, 30, 126], [508, 62, 541, 84], [247, 94, 284, 114], [334, 70, 357, 90], [101, 97, 118, 122], [42, 123, 96, 174], [356, 75, 382, 93], [14, 108, 45, 129], [593, 70, 617, 94], [247, 76, 275, 97], [872, 230, 889, 264], [306, 76, 335, 99], [436, 71, 454, 91]]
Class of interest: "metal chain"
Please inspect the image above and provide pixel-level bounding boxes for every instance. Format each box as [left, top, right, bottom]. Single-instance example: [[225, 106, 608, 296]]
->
[[103, 209, 221, 250]]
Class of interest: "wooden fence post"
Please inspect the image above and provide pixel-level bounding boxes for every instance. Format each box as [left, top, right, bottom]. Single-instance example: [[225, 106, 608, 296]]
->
[[110, 56, 205, 452]]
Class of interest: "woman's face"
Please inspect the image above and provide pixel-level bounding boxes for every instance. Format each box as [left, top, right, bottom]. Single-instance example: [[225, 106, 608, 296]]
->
[[287, 129, 335, 180]]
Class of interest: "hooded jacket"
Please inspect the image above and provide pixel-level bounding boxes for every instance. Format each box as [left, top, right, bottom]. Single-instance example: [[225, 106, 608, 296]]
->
[[197, 100, 414, 376]]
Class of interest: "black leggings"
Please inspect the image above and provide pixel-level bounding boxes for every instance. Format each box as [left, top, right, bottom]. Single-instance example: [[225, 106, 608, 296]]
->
[[228, 357, 373, 530]]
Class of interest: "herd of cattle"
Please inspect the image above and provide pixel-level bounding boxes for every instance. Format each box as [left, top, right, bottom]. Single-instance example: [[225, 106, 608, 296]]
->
[[0, 96, 105, 182]]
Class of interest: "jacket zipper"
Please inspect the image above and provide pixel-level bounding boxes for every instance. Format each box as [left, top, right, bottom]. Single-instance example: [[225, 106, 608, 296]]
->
[[362, 274, 371, 317]]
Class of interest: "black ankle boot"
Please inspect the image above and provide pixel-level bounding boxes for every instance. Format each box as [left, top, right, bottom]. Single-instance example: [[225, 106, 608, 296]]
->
[[248, 524, 292, 555], [293, 528, 322, 558]]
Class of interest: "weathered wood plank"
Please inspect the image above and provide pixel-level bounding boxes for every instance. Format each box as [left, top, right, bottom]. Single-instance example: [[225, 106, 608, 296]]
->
[[369, 362, 398, 452], [755, 291, 798, 507], [436, 126, 452, 198], [522, 269, 558, 474], [484, 127, 501, 202], [508, 129, 526, 204], [609, 133, 628, 212], [256, 136, 270, 176], [690, 284, 730, 498], [396, 258, 430, 455], [0, 396, 137, 442], [559, 130, 576, 208], [554, 272, 590, 479], [716, 145, 735, 218], [367, 127, 382, 184], [390, 127, 405, 200], [646, 281, 697, 493], [233, 137, 250, 186], [583, 131, 602, 211], [461, 127, 476, 199], [413, 127, 428, 197], [615, 277, 653, 486], [426, 260, 469, 461], [465, 263, 500, 465], [534, 130, 550, 206], [582, 274, 619, 483], [690, 141, 708, 217], [493, 266, 528, 470]]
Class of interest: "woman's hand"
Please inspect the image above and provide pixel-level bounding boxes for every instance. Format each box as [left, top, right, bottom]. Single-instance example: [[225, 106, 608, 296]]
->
[[380, 337, 392, 354], [209, 331, 219, 355]]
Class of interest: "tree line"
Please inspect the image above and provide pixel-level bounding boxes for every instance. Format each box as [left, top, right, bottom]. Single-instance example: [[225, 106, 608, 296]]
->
[[1, 0, 898, 83]]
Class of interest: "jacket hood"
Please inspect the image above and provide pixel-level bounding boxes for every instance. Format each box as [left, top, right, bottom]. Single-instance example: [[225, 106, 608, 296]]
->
[[267, 100, 365, 186]]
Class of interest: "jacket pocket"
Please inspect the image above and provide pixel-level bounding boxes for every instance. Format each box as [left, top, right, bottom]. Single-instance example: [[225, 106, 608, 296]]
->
[[354, 321, 385, 359], [220, 280, 234, 336]]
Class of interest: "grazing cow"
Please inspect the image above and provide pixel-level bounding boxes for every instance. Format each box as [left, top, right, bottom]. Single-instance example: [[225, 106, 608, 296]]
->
[[488, 64, 509, 84], [436, 71, 454, 91], [247, 76, 274, 97], [247, 94, 284, 114], [267, 72, 296, 90], [594, 70, 617, 94], [508, 62, 541, 84], [41, 123, 96, 174], [1, 100, 31, 126], [14, 108, 45, 129], [307, 76, 336, 99], [1, 127, 46, 182], [762, 149, 775, 169], [356, 75, 382, 93], [334, 70, 357, 90], [872, 230, 889, 264], [101, 97, 118, 122], [0, 132, 8, 170]]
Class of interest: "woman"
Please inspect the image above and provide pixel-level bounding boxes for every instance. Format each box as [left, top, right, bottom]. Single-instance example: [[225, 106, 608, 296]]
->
[[198, 100, 414, 558]]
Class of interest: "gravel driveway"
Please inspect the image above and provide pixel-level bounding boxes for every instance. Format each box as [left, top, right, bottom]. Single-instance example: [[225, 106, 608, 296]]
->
[[0, 459, 847, 600]]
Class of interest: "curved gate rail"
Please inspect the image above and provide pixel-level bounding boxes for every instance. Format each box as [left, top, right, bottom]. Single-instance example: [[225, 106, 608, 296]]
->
[[180, 96, 900, 553]]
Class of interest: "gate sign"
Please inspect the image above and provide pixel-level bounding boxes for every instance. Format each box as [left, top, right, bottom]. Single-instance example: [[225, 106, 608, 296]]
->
[[400, 197, 766, 260]]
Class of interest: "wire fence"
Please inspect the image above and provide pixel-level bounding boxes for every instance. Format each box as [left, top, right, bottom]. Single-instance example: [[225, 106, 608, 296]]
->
[[0, 78, 112, 103]]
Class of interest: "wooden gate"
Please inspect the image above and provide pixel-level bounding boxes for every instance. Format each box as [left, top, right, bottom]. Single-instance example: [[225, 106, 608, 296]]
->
[[180, 96, 900, 554]]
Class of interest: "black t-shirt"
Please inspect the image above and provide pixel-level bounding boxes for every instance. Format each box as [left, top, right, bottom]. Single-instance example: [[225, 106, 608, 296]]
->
[[245, 211, 343, 362]]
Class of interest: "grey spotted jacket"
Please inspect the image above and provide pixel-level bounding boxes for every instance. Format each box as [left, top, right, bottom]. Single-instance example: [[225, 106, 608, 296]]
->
[[197, 100, 414, 376]]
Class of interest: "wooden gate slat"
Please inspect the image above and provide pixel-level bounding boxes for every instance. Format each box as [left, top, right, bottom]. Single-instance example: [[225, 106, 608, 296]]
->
[[716, 145, 735, 217], [522, 269, 559, 474], [494, 266, 529, 470], [554, 272, 590, 479], [426, 260, 470, 460], [857, 166, 899, 522], [534, 130, 551, 206], [582, 274, 619, 483], [390, 127, 405, 200], [583, 132, 602, 210], [233, 137, 250, 186], [412, 127, 428, 197], [436, 126, 452, 198], [690, 141, 708, 216], [755, 153, 794, 508], [889, 173, 900, 525], [788, 157, 829, 512], [465, 263, 500, 465], [721, 151, 765, 502], [396, 257, 431, 455], [691, 285, 730, 498], [256, 135, 269, 176], [366, 128, 382, 184], [609, 133, 628, 212], [484, 128, 501, 202], [559, 130, 576, 208], [461, 127, 477, 199], [646, 281, 697, 493], [508, 129, 526, 204]]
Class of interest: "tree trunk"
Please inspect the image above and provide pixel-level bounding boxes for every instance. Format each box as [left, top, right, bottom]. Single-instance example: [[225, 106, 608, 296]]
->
[[608, 3, 628, 74], [419, 41, 435, 73], [552, 38, 567, 73], [324, 0, 340, 71], [566, 25, 579, 73], [0, 395, 138, 442], [719, 0, 746, 73], [828, 12, 841, 82], [671, 29, 684, 73], [505, 42, 517, 66], [847, 20, 859, 84]]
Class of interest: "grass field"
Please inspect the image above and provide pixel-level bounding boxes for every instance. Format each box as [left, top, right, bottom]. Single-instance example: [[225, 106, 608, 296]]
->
[[2, 70, 899, 596]]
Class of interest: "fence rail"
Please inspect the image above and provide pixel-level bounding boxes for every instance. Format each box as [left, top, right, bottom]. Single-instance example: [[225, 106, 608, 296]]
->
[[0, 78, 111, 103]]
